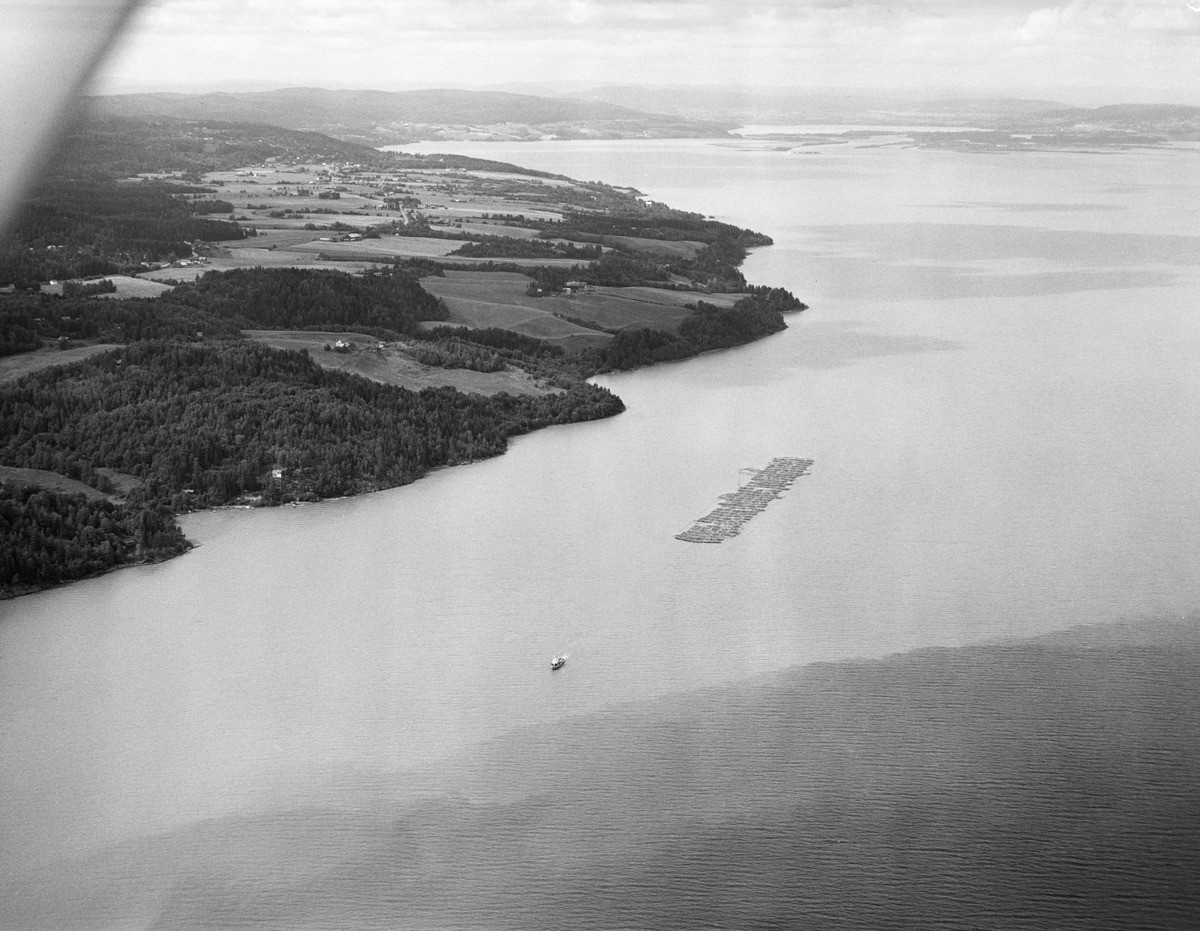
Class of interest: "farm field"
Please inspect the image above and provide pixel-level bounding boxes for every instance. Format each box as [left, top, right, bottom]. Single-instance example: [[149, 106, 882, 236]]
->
[[0, 344, 121, 384], [100, 157, 738, 308], [41, 275, 175, 299], [248, 213, 387, 231], [243, 330, 559, 397], [453, 221, 541, 239], [9, 143, 763, 387], [142, 252, 382, 280], [419, 272, 611, 347], [0, 467, 113, 500], [421, 271, 737, 338], [598, 236, 705, 258], [289, 236, 463, 258]]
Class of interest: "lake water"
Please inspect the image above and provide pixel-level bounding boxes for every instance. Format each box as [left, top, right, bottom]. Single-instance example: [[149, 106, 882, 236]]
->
[[3, 137, 1200, 928]]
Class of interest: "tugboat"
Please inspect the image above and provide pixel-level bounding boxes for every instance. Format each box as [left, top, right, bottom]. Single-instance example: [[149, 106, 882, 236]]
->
[[550, 655, 566, 671]]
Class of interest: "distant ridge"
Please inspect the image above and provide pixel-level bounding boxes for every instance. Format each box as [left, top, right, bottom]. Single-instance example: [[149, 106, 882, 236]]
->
[[556, 87, 1200, 141], [562, 86, 1068, 124], [87, 87, 736, 145], [91, 87, 652, 126], [1037, 103, 1200, 122], [1009, 103, 1200, 139], [51, 115, 572, 180]]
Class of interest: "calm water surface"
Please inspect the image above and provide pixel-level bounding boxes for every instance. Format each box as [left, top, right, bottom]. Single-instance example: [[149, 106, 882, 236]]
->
[[3, 137, 1199, 927]]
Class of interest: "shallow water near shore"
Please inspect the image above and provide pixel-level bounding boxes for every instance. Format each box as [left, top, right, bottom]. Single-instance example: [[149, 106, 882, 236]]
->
[[3, 137, 1200, 927]]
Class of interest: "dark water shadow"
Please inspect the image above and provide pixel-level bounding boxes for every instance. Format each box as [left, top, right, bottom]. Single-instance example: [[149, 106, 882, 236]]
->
[[805, 257, 1180, 302], [778, 319, 962, 369], [793, 222, 1197, 302], [10, 619, 1200, 931], [923, 202, 1125, 213], [811, 222, 1200, 266]]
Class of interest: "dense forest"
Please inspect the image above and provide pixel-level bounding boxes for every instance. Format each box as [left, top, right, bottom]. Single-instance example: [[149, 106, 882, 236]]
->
[[586, 287, 805, 371], [162, 265, 448, 333], [0, 291, 242, 356], [449, 238, 603, 260], [0, 180, 246, 288], [0, 264, 447, 357], [0, 484, 187, 597], [541, 208, 773, 247], [0, 337, 623, 508]]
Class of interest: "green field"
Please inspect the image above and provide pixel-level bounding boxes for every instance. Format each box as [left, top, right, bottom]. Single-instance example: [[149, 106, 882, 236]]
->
[[243, 330, 559, 397], [420, 271, 738, 343], [0, 344, 122, 384]]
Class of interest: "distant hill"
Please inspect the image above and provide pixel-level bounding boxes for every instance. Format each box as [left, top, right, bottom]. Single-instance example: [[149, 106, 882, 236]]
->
[[562, 86, 1200, 141], [87, 88, 736, 145], [1006, 103, 1200, 140], [561, 86, 1074, 126], [913, 97, 1069, 117], [52, 116, 573, 181], [562, 86, 874, 123], [55, 116, 396, 178], [1031, 103, 1200, 125]]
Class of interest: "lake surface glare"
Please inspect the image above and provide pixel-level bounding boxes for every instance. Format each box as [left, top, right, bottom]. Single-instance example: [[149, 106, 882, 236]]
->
[[3, 137, 1200, 928]]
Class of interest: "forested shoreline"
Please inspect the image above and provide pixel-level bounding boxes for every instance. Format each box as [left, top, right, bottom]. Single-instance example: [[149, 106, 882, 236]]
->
[[0, 180, 248, 289], [1, 274, 804, 599], [0, 115, 808, 599], [0, 484, 187, 597], [1, 339, 626, 507], [0, 270, 802, 598], [0, 331, 629, 598]]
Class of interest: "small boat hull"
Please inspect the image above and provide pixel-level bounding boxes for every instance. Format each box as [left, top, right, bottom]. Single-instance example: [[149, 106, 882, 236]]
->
[[550, 656, 566, 670]]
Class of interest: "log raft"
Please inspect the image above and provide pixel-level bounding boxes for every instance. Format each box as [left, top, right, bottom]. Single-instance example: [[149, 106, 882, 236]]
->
[[676, 457, 813, 543]]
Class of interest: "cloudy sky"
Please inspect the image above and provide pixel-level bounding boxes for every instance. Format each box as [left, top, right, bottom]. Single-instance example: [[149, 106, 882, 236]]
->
[[88, 0, 1199, 100]]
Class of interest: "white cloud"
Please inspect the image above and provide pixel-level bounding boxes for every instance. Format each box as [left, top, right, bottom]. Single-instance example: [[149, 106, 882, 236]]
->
[[1018, 6, 1066, 43], [90, 0, 1200, 95]]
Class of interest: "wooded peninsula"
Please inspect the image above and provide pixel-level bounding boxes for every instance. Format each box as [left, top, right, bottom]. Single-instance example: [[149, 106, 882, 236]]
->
[[0, 115, 806, 598]]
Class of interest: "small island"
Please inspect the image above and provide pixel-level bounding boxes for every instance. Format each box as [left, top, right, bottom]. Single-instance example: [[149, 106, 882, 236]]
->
[[0, 115, 806, 598]]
